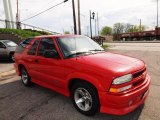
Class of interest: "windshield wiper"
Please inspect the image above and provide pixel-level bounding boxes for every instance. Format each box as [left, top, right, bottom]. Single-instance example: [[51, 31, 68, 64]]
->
[[89, 49, 105, 52], [66, 52, 92, 58]]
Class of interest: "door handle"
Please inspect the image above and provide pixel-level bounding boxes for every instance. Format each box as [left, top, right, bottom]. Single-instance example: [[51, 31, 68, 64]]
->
[[35, 59, 39, 63]]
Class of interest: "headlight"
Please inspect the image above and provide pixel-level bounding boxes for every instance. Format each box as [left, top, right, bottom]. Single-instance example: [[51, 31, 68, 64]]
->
[[112, 74, 132, 85]]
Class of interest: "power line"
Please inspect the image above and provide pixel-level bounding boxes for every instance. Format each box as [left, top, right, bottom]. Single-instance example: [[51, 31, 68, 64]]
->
[[22, 0, 68, 22]]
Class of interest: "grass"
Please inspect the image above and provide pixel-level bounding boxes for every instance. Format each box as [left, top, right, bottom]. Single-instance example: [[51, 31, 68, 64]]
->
[[0, 28, 47, 39], [102, 44, 109, 49]]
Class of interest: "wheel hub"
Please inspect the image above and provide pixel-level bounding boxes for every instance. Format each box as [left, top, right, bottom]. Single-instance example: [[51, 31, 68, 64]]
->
[[74, 88, 92, 111]]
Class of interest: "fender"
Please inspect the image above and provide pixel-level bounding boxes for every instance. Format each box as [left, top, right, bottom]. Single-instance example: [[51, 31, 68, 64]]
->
[[66, 72, 106, 92]]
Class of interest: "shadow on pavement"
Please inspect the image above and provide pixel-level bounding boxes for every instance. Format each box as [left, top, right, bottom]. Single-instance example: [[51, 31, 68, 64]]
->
[[0, 59, 14, 64], [0, 80, 144, 120]]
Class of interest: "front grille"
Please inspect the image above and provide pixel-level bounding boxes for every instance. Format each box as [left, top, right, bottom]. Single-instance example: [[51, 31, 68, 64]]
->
[[133, 68, 146, 78], [132, 68, 147, 87]]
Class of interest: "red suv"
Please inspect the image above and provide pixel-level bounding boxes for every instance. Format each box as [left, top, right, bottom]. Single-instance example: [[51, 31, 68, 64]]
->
[[14, 35, 150, 116]]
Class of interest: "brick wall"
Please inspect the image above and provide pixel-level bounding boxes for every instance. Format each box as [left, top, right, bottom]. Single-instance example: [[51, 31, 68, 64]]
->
[[0, 33, 22, 44]]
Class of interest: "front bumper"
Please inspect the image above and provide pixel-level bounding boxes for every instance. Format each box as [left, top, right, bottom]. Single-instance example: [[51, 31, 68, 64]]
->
[[99, 75, 151, 115]]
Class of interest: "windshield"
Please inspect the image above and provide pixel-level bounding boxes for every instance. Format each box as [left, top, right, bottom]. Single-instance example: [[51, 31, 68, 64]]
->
[[3, 41, 17, 47], [57, 36, 104, 58]]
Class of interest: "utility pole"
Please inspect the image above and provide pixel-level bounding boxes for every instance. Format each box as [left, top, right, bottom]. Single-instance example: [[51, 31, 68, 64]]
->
[[95, 19, 97, 36], [16, 0, 21, 29], [97, 12, 100, 37], [90, 10, 95, 38], [3, 0, 11, 28], [90, 11, 92, 38], [77, 0, 81, 35], [140, 19, 142, 32], [8, 0, 14, 28], [72, 0, 77, 34], [156, 0, 159, 40], [157, 0, 159, 28]]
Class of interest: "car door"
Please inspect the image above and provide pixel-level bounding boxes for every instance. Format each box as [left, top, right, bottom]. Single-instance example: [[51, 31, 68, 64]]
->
[[24, 39, 40, 79], [0, 42, 8, 59], [34, 37, 65, 88]]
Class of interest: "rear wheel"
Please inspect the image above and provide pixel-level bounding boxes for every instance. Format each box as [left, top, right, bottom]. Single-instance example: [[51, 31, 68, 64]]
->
[[71, 81, 99, 116], [10, 53, 15, 62], [21, 67, 32, 87]]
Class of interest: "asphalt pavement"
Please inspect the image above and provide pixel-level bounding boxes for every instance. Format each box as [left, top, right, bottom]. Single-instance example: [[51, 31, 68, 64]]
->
[[0, 43, 160, 120], [105, 42, 160, 51]]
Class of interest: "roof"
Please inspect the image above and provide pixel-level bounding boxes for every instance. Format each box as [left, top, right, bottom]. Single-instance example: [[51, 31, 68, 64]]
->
[[34, 34, 82, 38], [0, 40, 12, 42]]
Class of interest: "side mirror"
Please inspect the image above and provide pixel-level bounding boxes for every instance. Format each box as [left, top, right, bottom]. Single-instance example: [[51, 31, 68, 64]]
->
[[43, 50, 59, 58]]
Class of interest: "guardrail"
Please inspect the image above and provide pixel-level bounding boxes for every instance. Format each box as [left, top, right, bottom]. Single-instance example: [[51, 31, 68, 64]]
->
[[0, 19, 61, 35]]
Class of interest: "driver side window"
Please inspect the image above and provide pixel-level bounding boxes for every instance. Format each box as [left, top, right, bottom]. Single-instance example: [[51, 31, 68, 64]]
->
[[37, 38, 57, 56]]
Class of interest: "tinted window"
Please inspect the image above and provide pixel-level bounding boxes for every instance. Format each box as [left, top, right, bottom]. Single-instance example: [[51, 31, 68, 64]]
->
[[38, 38, 56, 56], [15, 45, 25, 54], [27, 40, 39, 55], [0, 42, 5, 48], [22, 38, 33, 45], [20, 38, 34, 47]]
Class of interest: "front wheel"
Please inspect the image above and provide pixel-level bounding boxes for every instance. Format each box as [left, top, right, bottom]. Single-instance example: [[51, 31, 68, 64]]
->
[[21, 67, 32, 87], [71, 81, 100, 116]]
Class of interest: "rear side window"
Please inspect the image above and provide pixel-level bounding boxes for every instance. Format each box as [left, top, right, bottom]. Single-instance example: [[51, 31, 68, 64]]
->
[[27, 40, 39, 55], [38, 38, 56, 56], [20, 38, 34, 47], [22, 38, 33, 45]]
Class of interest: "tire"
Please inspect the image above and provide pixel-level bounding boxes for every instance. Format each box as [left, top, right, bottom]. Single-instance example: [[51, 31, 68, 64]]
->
[[21, 67, 32, 87], [71, 81, 100, 116], [9, 53, 15, 62]]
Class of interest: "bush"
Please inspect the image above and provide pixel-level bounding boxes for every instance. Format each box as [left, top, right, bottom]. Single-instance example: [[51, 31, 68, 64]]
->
[[0, 28, 43, 39]]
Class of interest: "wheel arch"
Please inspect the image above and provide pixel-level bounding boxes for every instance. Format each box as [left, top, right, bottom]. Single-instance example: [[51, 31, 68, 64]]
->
[[67, 74, 105, 95], [17, 63, 29, 76]]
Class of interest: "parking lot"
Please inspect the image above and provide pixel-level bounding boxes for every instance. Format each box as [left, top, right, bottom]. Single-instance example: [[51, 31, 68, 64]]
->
[[0, 45, 160, 120]]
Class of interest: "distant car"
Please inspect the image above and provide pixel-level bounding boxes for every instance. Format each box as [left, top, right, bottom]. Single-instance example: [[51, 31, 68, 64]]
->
[[14, 35, 150, 116], [0, 40, 18, 61]]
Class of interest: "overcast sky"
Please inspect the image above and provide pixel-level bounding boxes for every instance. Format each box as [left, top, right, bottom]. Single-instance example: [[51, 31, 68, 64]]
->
[[0, 0, 159, 35]]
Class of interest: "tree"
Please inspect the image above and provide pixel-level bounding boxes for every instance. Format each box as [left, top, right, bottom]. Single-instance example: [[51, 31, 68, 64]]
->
[[113, 23, 124, 34], [112, 23, 124, 40], [123, 23, 132, 33], [100, 26, 112, 36], [127, 25, 148, 32], [64, 31, 70, 34]]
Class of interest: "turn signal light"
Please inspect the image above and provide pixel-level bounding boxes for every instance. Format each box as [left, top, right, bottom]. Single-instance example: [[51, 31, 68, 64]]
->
[[109, 85, 132, 93]]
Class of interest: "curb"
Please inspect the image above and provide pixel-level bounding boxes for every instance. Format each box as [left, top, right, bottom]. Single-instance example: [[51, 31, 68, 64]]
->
[[0, 69, 16, 80]]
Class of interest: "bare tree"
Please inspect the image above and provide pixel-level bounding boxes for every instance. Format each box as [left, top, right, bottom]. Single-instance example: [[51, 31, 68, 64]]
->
[[113, 23, 124, 40], [123, 23, 132, 33]]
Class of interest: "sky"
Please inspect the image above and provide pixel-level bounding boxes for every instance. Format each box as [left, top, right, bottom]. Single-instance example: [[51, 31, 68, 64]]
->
[[0, 0, 159, 35]]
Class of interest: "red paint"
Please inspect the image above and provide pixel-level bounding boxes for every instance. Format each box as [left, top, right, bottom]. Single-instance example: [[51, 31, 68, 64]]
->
[[14, 35, 150, 115]]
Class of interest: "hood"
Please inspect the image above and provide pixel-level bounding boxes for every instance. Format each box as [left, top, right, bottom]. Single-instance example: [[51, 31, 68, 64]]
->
[[76, 52, 145, 76]]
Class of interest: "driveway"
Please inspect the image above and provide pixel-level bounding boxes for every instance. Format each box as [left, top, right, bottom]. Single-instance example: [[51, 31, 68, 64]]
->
[[0, 60, 14, 73]]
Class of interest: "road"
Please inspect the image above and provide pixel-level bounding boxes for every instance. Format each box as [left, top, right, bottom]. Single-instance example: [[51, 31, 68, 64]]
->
[[105, 42, 160, 51], [0, 60, 14, 73], [0, 45, 160, 120]]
